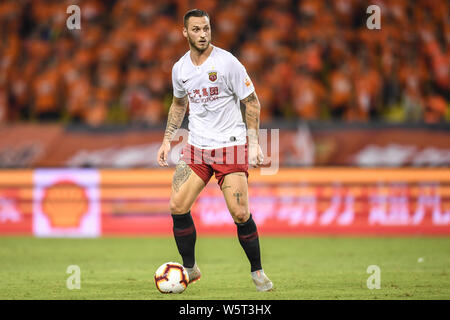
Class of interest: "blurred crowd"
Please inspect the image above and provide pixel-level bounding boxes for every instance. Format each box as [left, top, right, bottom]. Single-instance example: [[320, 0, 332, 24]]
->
[[0, 0, 449, 126]]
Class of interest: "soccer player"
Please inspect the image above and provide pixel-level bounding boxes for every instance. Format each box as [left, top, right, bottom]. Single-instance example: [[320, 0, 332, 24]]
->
[[156, 9, 273, 292]]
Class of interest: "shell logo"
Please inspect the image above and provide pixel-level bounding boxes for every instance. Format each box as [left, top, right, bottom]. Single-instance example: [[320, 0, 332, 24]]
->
[[41, 180, 89, 228]]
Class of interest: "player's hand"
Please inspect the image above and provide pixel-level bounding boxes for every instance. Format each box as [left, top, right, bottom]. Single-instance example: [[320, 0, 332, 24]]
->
[[248, 143, 264, 168], [157, 141, 171, 167]]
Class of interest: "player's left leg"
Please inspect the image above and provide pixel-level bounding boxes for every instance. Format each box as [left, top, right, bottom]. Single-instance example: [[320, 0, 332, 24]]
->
[[220, 172, 273, 291]]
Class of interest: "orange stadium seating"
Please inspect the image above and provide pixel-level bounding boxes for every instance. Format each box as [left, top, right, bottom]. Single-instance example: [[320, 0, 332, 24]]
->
[[0, 0, 448, 125]]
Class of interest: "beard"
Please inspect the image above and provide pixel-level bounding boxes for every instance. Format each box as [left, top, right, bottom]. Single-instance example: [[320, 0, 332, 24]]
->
[[187, 35, 210, 53]]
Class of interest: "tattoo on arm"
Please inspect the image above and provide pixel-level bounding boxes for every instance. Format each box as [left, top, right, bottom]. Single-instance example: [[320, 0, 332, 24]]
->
[[241, 92, 260, 144], [172, 160, 192, 192], [241, 91, 258, 103], [164, 96, 188, 143]]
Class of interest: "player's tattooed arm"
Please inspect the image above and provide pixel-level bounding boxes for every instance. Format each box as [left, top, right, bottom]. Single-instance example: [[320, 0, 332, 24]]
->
[[158, 95, 188, 166], [241, 92, 260, 145], [163, 95, 188, 143], [172, 160, 192, 192], [241, 91, 264, 167]]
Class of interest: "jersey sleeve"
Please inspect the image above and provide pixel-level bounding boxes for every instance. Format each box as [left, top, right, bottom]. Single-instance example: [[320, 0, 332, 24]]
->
[[228, 56, 255, 101], [172, 62, 186, 98]]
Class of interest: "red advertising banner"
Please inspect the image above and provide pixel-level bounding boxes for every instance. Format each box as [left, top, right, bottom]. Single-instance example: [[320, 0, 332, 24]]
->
[[1, 168, 449, 236]]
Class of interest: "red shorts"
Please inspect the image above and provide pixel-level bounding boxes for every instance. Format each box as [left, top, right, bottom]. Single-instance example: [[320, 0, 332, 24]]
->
[[180, 143, 249, 188]]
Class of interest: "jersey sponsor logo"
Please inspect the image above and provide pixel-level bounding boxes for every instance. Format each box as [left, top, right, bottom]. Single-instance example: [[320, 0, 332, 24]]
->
[[187, 87, 219, 103], [208, 71, 218, 82], [189, 95, 219, 104]]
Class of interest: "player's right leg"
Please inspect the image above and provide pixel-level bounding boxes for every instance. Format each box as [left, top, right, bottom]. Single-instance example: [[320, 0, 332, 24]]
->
[[169, 160, 208, 283], [170, 160, 206, 215]]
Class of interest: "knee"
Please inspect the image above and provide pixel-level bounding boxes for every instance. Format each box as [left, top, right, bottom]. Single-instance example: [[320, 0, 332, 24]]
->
[[230, 207, 250, 224], [169, 198, 190, 215]]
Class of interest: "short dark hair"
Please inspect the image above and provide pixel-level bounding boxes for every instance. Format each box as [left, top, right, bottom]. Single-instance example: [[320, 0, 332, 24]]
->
[[183, 9, 209, 28]]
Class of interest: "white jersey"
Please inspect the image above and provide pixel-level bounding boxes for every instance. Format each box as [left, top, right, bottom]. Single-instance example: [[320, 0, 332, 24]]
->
[[172, 45, 255, 149]]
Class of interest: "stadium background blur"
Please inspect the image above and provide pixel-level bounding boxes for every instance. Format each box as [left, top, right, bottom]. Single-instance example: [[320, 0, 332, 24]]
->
[[0, 0, 449, 127]]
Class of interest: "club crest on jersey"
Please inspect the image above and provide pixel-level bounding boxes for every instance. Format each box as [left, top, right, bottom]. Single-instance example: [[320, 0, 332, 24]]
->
[[208, 71, 218, 82]]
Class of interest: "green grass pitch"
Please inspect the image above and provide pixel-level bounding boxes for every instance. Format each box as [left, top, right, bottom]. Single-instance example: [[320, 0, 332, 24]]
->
[[0, 236, 449, 300]]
